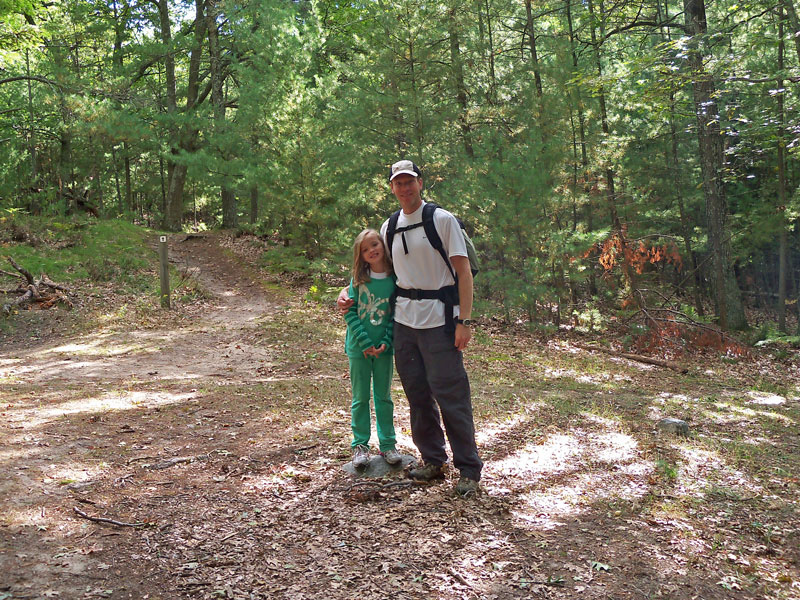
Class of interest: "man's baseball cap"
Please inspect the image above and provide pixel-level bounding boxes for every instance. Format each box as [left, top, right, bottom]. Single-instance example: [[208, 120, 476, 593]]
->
[[389, 160, 421, 181]]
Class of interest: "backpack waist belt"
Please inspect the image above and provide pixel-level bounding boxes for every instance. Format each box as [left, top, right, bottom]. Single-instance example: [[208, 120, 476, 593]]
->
[[395, 284, 459, 332]]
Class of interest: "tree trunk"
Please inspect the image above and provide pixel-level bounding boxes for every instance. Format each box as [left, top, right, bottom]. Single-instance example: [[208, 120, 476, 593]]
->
[[659, 0, 704, 314], [484, 0, 497, 103], [250, 185, 258, 224], [669, 92, 705, 314], [123, 141, 133, 212], [25, 49, 37, 187], [221, 188, 237, 228], [587, 0, 639, 304], [58, 124, 71, 210], [406, 32, 425, 161], [207, 0, 236, 229], [683, 0, 746, 330], [111, 145, 123, 211], [157, 0, 178, 226], [566, 0, 595, 296], [777, 3, 788, 332], [163, 0, 207, 231], [448, 5, 474, 158], [784, 0, 800, 64], [524, 0, 543, 97], [375, 0, 408, 154]]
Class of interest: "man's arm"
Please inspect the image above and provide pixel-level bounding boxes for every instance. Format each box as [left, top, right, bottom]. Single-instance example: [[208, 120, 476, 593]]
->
[[451, 255, 473, 351], [337, 286, 353, 313]]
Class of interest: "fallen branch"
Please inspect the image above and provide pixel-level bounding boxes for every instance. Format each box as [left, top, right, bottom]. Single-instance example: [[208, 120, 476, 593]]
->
[[40, 274, 70, 292], [127, 455, 159, 464], [7, 257, 33, 284], [2, 257, 73, 315], [145, 456, 195, 470], [448, 568, 472, 588], [293, 443, 319, 453], [642, 307, 742, 343], [574, 343, 688, 373], [220, 530, 241, 543], [73, 506, 145, 528]]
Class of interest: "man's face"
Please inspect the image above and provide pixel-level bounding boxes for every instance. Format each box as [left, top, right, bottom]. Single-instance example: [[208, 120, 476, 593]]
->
[[390, 174, 423, 210]]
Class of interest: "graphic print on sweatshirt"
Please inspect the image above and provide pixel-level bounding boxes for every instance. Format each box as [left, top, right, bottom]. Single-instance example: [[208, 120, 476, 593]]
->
[[357, 285, 388, 326]]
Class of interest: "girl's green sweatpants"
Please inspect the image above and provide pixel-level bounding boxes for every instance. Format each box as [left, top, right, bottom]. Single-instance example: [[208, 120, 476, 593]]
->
[[349, 352, 396, 452]]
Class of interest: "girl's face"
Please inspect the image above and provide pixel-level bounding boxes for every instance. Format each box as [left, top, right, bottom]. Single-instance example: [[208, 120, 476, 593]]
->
[[360, 233, 385, 269]]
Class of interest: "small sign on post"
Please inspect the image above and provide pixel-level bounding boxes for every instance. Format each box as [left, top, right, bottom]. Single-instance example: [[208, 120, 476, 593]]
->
[[158, 235, 170, 309]]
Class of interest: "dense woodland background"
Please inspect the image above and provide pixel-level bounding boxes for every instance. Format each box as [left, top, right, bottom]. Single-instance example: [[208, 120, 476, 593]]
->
[[1, 0, 798, 338]]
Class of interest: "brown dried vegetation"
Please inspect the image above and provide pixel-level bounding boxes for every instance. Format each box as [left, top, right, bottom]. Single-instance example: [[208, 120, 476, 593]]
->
[[0, 233, 798, 600]]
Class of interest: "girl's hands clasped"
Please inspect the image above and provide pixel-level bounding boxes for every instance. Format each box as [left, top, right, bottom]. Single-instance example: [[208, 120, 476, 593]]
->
[[363, 344, 387, 358]]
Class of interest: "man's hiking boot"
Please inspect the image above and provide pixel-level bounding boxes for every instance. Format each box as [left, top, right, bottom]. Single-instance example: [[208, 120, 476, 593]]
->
[[352, 445, 370, 468], [454, 476, 479, 497], [382, 449, 402, 465], [408, 462, 444, 481]]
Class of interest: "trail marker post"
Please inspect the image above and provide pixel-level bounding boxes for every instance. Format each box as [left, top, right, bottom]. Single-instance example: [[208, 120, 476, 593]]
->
[[159, 235, 170, 308]]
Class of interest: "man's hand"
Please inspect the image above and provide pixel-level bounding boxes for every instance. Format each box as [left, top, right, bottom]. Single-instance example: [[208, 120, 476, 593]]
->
[[450, 255, 473, 352], [337, 287, 353, 314], [454, 323, 471, 351]]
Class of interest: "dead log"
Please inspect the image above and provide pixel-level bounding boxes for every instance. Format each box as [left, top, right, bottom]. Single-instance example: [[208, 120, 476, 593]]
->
[[7, 256, 33, 284], [40, 274, 70, 293], [2, 257, 73, 315], [3, 287, 36, 314], [574, 343, 688, 373]]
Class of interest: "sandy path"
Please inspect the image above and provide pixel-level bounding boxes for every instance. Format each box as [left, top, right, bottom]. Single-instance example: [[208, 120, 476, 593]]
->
[[0, 235, 278, 386]]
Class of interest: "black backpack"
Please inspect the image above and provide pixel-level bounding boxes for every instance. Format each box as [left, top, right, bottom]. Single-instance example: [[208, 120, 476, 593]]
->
[[386, 202, 479, 331], [386, 202, 479, 279]]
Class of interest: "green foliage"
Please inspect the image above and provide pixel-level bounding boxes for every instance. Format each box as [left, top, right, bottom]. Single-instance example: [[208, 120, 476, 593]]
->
[[655, 459, 678, 481], [259, 246, 310, 277], [1, 215, 154, 293], [0, 0, 796, 329], [573, 305, 607, 333], [752, 323, 800, 350]]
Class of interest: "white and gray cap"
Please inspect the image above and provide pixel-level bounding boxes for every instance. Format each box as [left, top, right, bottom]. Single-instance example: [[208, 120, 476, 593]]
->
[[389, 159, 421, 181]]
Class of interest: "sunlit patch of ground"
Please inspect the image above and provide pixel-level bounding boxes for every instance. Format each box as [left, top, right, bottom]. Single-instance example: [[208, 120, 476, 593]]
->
[[2, 388, 199, 429]]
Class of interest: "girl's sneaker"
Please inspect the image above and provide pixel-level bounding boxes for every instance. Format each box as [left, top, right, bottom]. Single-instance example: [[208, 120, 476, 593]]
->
[[353, 445, 370, 468], [382, 449, 402, 465]]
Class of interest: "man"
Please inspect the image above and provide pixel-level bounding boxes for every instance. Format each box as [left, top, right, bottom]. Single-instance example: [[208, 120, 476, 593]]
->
[[338, 159, 482, 496]]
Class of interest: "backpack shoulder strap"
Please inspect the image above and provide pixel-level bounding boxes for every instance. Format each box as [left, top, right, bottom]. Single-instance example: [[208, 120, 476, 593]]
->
[[422, 203, 455, 280], [386, 209, 401, 256]]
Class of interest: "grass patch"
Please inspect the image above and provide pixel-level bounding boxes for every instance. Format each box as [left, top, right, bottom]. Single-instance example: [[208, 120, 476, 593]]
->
[[2, 215, 156, 294]]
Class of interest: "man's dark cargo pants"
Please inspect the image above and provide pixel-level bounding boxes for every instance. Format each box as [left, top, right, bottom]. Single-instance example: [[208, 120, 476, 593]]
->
[[393, 323, 483, 481]]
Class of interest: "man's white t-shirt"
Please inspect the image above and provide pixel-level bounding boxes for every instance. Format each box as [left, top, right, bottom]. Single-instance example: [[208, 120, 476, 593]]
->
[[380, 201, 467, 329]]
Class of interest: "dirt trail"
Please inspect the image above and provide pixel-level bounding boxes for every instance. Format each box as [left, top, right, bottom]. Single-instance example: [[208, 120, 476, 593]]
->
[[0, 234, 305, 600], [1, 235, 277, 386]]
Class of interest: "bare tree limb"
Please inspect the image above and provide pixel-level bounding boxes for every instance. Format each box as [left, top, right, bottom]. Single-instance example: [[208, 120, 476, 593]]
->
[[7, 257, 34, 284], [0, 75, 64, 89], [72, 506, 145, 528], [574, 343, 688, 373]]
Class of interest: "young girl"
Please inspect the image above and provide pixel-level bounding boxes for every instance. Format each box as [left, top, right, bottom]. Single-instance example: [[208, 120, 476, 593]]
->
[[344, 229, 400, 468]]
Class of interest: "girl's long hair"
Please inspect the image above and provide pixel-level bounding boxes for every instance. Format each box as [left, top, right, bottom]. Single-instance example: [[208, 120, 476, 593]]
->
[[351, 228, 392, 286]]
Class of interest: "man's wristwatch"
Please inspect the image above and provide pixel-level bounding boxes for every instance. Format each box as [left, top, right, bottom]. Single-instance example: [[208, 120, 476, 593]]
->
[[455, 318, 474, 327]]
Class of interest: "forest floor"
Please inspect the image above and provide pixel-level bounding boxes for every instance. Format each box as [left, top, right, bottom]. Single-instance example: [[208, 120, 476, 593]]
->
[[1, 232, 799, 600]]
